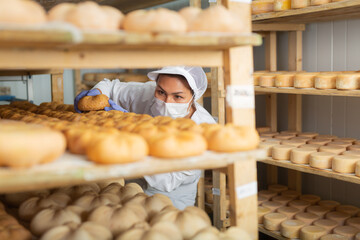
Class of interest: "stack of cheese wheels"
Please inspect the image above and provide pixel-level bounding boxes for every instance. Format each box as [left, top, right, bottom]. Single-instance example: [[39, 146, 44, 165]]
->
[[274, 0, 291, 11], [275, 73, 295, 88], [315, 74, 337, 89], [336, 73, 360, 90], [0, 0, 47, 25], [259, 74, 276, 87], [332, 155, 360, 173], [251, 0, 274, 14], [294, 73, 318, 88]]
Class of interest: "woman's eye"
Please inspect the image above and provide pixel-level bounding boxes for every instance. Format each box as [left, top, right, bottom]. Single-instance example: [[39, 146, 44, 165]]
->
[[175, 95, 184, 99], [157, 90, 165, 95]]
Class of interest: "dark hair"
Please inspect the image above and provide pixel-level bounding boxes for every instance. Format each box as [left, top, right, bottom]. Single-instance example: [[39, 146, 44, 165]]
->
[[156, 74, 194, 96]]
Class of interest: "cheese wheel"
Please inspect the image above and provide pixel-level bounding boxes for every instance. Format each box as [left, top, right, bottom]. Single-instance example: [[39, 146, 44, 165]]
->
[[343, 151, 360, 157], [262, 201, 283, 212], [354, 141, 360, 146], [333, 226, 359, 239], [259, 74, 276, 87], [294, 73, 317, 88], [272, 196, 294, 206], [263, 213, 287, 231], [346, 217, 360, 229], [314, 219, 339, 234], [251, 0, 274, 15], [289, 200, 312, 212], [310, 152, 336, 169], [257, 127, 271, 133], [282, 139, 308, 147], [291, 0, 310, 8], [326, 211, 351, 225], [291, 147, 318, 164], [261, 132, 278, 137], [348, 145, 360, 151], [274, 0, 291, 11], [336, 205, 360, 217], [300, 226, 327, 240], [357, 233, 360, 240], [319, 145, 346, 155], [301, 144, 321, 150], [282, 190, 301, 200], [259, 142, 280, 157], [272, 145, 296, 160], [275, 74, 295, 88], [321, 234, 348, 240], [258, 190, 278, 200], [280, 219, 305, 238], [281, 130, 300, 135], [276, 134, 296, 140], [299, 132, 319, 138], [300, 195, 321, 205], [292, 136, 312, 142], [260, 136, 271, 141], [253, 74, 262, 86], [294, 212, 319, 225], [311, 0, 330, 5], [307, 205, 331, 218], [327, 142, 352, 149], [265, 138, 282, 144], [315, 74, 337, 89], [309, 139, 332, 146], [268, 184, 288, 193], [258, 206, 271, 224], [334, 138, 357, 144], [336, 74, 360, 90], [318, 200, 341, 211], [258, 196, 268, 205], [317, 135, 338, 140], [277, 206, 300, 219], [332, 155, 360, 173], [356, 161, 360, 177]]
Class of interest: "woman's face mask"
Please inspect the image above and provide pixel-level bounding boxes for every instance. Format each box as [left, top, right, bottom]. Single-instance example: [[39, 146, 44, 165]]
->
[[151, 95, 194, 118]]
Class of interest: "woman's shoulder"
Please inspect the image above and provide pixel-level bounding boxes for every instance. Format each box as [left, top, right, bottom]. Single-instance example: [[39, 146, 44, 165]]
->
[[191, 104, 216, 124]]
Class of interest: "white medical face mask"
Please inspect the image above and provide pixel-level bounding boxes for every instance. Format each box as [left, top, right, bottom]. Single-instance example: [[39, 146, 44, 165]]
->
[[151, 96, 194, 118]]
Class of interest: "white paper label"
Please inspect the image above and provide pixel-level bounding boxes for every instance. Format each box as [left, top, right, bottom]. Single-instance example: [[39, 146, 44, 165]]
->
[[208, 0, 217, 2], [226, 85, 255, 109], [236, 181, 257, 200], [212, 188, 220, 196]]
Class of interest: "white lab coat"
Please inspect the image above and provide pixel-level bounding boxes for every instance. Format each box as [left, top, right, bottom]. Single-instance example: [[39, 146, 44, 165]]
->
[[94, 79, 216, 209]]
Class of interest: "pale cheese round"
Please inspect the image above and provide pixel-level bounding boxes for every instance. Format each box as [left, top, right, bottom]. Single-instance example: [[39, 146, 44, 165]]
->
[[277, 206, 300, 219], [348, 145, 360, 151], [282, 139, 308, 147], [311, 0, 330, 5], [320, 234, 348, 240], [260, 136, 271, 141], [309, 152, 336, 169], [336, 205, 360, 217], [251, 0, 274, 15], [327, 141, 352, 149], [258, 196, 268, 205], [314, 219, 339, 234], [332, 155, 360, 173], [259, 142, 280, 157], [333, 226, 359, 239], [291, 147, 318, 164], [294, 73, 318, 88], [300, 226, 327, 240], [272, 196, 294, 206], [319, 145, 346, 155], [272, 145, 296, 160], [300, 194, 321, 205], [342, 150, 360, 157], [263, 212, 287, 231], [356, 161, 360, 177], [291, 0, 309, 8], [334, 138, 357, 143], [326, 211, 351, 225], [346, 217, 360, 229], [261, 132, 278, 137], [258, 206, 271, 224], [354, 140, 360, 146], [309, 139, 332, 146], [318, 200, 341, 211], [336, 74, 360, 90], [259, 75, 276, 87], [258, 190, 278, 200], [316, 135, 338, 140], [295, 212, 319, 225], [265, 138, 282, 144], [275, 74, 295, 88], [282, 190, 301, 200], [300, 144, 321, 150], [299, 132, 319, 138], [276, 134, 296, 140], [292, 136, 312, 143], [268, 184, 288, 194], [280, 219, 305, 238], [307, 205, 331, 218], [315, 74, 337, 89], [280, 130, 299, 135], [262, 201, 283, 212]]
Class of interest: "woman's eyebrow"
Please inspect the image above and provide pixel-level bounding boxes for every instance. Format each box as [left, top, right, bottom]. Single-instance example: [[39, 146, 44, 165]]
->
[[157, 84, 184, 95]]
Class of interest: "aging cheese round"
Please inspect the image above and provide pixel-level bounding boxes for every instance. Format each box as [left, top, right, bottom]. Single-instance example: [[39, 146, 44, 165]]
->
[[307, 205, 331, 218], [327, 141, 352, 149], [274, 0, 291, 11], [276, 134, 296, 140], [253, 73, 263, 86], [311, 0, 330, 5], [281, 130, 300, 135], [314, 219, 339, 234], [300, 194, 321, 205], [299, 132, 319, 138], [294, 73, 317, 88], [348, 145, 360, 151], [333, 226, 359, 239], [259, 74, 276, 87], [258, 206, 271, 224], [277, 206, 300, 219], [263, 212, 287, 231], [282, 139, 307, 147], [332, 155, 360, 173], [300, 144, 321, 150], [272, 196, 294, 206], [272, 145, 296, 160], [342, 150, 360, 157], [258, 196, 268, 205], [275, 74, 295, 88], [262, 201, 283, 212], [259, 142, 280, 157], [292, 136, 312, 142], [336, 205, 360, 217], [300, 226, 327, 240], [309, 152, 336, 169], [336, 74, 360, 90], [309, 139, 332, 146], [354, 141, 360, 146], [317, 135, 338, 140], [295, 212, 320, 225], [265, 138, 282, 144], [251, 0, 275, 15], [291, 147, 318, 164], [261, 132, 278, 137], [291, 0, 310, 8], [258, 190, 278, 200], [315, 74, 337, 89], [268, 184, 288, 193], [326, 211, 351, 225], [319, 145, 346, 155], [320, 234, 348, 240], [282, 190, 301, 200], [334, 138, 357, 144], [346, 217, 360, 229], [280, 219, 305, 238], [356, 161, 360, 177], [318, 200, 341, 211]]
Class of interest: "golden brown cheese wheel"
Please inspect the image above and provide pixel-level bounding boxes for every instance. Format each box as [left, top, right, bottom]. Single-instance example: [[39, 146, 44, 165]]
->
[[272, 145, 296, 160], [327, 141, 352, 149], [318, 200, 341, 211], [280, 130, 299, 135], [307, 205, 331, 218], [311, 0, 330, 5], [319, 145, 346, 155], [277, 206, 300, 219], [274, 0, 291, 11], [276, 134, 296, 140], [282, 139, 307, 147], [251, 0, 275, 15], [315, 74, 337, 89], [347, 145, 360, 151], [258, 196, 268, 205], [292, 136, 312, 143], [336, 205, 360, 217], [295, 212, 320, 225], [294, 73, 318, 88], [336, 74, 360, 90], [259, 190, 278, 200], [280, 219, 306, 238], [275, 74, 295, 88], [299, 132, 319, 138], [291, 0, 310, 8], [263, 212, 287, 231], [300, 194, 321, 205], [259, 74, 276, 87], [291, 147, 318, 164], [289, 200, 311, 211], [282, 190, 301, 200], [261, 131, 279, 137], [265, 139, 282, 144], [346, 217, 360, 229], [300, 144, 321, 150], [272, 196, 294, 206], [309, 139, 332, 146], [0, 0, 47, 25], [317, 135, 338, 140], [310, 152, 336, 169], [259, 142, 280, 157], [78, 95, 110, 111], [320, 234, 348, 240], [268, 184, 288, 194], [258, 206, 271, 224], [334, 138, 357, 143], [314, 219, 339, 234], [333, 226, 359, 239], [332, 155, 360, 173], [262, 201, 283, 212], [300, 226, 327, 240], [326, 211, 351, 225], [342, 150, 360, 157]]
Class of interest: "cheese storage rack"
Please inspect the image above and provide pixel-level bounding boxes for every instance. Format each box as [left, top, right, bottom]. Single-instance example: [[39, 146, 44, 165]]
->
[[0, 1, 266, 238]]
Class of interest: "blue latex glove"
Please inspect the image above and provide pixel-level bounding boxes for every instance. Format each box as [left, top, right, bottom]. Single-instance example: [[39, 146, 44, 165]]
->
[[104, 99, 128, 112], [74, 89, 101, 113]]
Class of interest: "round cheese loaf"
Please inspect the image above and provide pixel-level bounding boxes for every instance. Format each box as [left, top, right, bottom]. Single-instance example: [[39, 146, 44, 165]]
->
[[307, 205, 331, 218], [354, 141, 360, 146], [295, 212, 320, 225], [259, 74, 276, 87], [309, 139, 332, 146], [292, 136, 312, 142], [277, 206, 300, 219], [327, 141, 352, 149], [281, 190, 300, 200], [317, 135, 338, 140], [300, 226, 327, 240], [333, 226, 359, 239], [294, 73, 318, 88], [275, 74, 295, 88], [258, 206, 271, 224], [288, 199, 312, 211], [280, 219, 305, 238], [300, 194, 321, 205], [252, 0, 274, 14], [291, 147, 318, 164], [310, 152, 336, 169], [346, 217, 360, 229], [314, 219, 339, 234], [274, 0, 291, 11], [276, 134, 296, 140], [315, 74, 337, 89], [291, 0, 309, 8], [336, 74, 360, 90], [280, 130, 299, 135], [272, 145, 296, 160], [263, 213, 287, 231], [262, 201, 283, 212], [261, 132, 278, 138], [319, 145, 346, 155], [356, 161, 360, 177], [300, 144, 321, 150], [265, 139, 283, 145], [320, 234, 348, 240], [348, 145, 360, 151], [272, 196, 294, 206], [311, 0, 330, 5], [326, 211, 351, 225], [282, 139, 307, 147], [318, 200, 341, 211], [258, 196, 268, 205], [268, 184, 288, 194], [299, 132, 319, 138], [336, 205, 360, 217], [258, 190, 278, 200], [343, 150, 360, 157], [259, 142, 280, 157], [334, 138, 357, 143], [0, 0, 47, 25], [332, 155, 360, 173]]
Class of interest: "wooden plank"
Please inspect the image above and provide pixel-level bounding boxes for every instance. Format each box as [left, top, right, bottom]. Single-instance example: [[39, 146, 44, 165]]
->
[[196, 171, 205, 210], [258, 158, 360, 185], [0, 69, 63, 76], [265, 32, 277, 71], [266, 94, 277, 132], [190, 0, 201, 8], [288, 31, 303, 72], [211, 68, 226, 125], [51, 70, 64, 103], [252, 0, 360, 23], [213, 170, 227, 230], [288, 94, 302, 131], [253, 24, 305, 31], [255, 87, 360, 97], [258, 225, 289, 240]]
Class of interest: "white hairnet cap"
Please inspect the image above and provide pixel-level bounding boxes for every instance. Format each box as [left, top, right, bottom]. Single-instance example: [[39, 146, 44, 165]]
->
[[147, 66, 207, 100]]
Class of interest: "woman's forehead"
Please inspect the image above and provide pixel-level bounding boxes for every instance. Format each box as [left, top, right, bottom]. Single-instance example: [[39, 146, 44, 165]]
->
[[157, 74, 192, 92]]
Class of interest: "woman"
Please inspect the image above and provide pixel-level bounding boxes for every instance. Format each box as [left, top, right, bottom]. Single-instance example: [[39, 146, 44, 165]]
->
[[74, 66, 216, 209]]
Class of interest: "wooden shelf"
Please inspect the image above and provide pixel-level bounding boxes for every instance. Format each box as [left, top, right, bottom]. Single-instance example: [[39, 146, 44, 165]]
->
[[258, 158, 360, 184], [255, 86, 360, 97], [252, 0, 360, 24], [258, 225, 289, 240], [0, 150, 266, 194]]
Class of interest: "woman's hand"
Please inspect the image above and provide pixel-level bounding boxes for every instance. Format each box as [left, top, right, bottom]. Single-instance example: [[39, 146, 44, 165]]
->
[[104, 99, 128, 112], [74, 89, 101, 113]]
